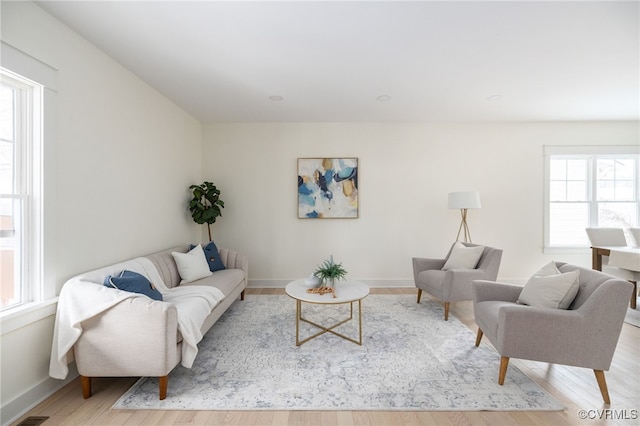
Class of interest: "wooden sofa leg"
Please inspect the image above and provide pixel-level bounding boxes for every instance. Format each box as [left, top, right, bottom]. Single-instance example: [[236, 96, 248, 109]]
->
[[475, 329, 483, 347], [444, 302, 450, 321], [417, 289, 422, 304], [630, 281, 637, 309], [241, 289, 245, 301], [80, 375, 91, 399], [594, 370, 611, 404], [498, 357, 509, 385], [159, 376, 168, 400]]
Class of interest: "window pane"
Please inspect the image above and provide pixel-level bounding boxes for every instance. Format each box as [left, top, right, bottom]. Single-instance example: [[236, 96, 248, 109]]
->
[[550, 159, 567, 180], [0, 141, 14, 193], [597, 159, 615, 180], [596, 158, 637, 201], [0, 198, 21, 309], [615, 159, 634, 180], [567, 159, 587, 180], [550, 181, 566, 201], [597, 180, 614, 201], [615, 180, 635, 201], [597, 202, 637, 228], [549, 202, 589, 246], [566, 181, 586, 201], [0, 84, 15, 141]]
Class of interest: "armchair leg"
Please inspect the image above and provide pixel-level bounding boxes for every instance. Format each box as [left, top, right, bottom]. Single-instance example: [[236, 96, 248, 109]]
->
[[80, 375, 91, 399], [498, 357, 509, 385], [159, 376, 168, 400], [630, 281, 636, 309], [444, 302, 450, 321], [594, 370, 611, 404], [475, 329, 483, 347], [241, 289, 245, 301], [417, 289, 422, 304]]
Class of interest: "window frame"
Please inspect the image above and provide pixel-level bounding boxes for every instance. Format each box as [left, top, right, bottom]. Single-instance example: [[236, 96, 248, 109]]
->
[[544, 145, 640, 253], [0, 41, 57, 332], [1, 67, 43, 312]]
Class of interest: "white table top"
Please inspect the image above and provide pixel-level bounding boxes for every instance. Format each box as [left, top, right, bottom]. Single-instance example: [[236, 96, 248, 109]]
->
[[607, 247, 640, 272], [285, 279, 369, 304]]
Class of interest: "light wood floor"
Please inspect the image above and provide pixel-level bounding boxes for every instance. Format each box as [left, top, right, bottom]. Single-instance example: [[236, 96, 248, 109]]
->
[[13, 288, 640, 426]]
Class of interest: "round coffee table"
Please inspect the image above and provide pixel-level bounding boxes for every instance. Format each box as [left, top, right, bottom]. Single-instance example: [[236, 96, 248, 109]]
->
[[285, 279, 369, 346]]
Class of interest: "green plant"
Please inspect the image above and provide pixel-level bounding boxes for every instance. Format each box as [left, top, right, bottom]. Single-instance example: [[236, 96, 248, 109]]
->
[[188, 181, 225, 241], [314, 255, 348, 284]]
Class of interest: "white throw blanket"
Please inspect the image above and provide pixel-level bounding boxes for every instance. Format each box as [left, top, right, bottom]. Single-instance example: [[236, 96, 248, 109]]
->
[[49, 257, 224, 379]]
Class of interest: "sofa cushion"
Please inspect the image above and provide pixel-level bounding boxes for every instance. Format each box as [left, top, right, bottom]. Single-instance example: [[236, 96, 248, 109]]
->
[[103, 270, 163, 301], [517, 268, 580, 309], [442, 242, 484, 270], [182, 269, 245, 297], [190, 240, 226, 272], [172, 244, 213, 284]]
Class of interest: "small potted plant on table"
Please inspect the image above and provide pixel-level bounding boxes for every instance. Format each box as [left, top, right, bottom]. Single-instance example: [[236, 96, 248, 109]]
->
[[314, 255, 348, 288]]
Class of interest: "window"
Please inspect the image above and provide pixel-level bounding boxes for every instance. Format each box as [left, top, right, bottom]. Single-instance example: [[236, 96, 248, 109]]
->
[[0, 67, 43, 311], [544, 146, 640, 251]]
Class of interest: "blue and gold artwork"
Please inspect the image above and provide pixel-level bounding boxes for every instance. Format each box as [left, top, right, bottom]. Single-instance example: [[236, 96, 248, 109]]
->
[[297, 158, 358, 219]]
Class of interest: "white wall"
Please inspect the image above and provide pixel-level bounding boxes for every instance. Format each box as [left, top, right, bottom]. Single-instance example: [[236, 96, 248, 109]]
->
[[1, 2, 202, 423], [203, 122, 639, 286], [1, 1, 639, 423]]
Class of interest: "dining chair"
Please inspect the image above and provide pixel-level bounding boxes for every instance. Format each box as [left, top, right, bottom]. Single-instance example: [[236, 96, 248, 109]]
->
[[629, 228, 640, 248]]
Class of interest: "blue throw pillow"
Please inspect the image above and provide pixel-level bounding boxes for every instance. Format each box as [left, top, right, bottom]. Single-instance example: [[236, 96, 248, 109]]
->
[[189, 241, 226, 272], [104, 270, 163, 301]]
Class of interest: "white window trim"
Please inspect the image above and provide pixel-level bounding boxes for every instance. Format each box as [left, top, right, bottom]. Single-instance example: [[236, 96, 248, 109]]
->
[[0, 42, 57, 330], [543, 145, 640, 253]]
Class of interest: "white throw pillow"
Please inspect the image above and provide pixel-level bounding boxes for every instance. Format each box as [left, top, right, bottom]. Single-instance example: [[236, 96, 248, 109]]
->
[[172, 244, 213, 284], [442, 242, 485, 270], [529, 261, 562, 277], [517, 267, 580, 310]]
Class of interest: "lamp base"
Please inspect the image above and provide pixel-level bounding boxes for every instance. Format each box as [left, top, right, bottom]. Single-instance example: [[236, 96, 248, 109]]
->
[[456, 208, 472, 243]]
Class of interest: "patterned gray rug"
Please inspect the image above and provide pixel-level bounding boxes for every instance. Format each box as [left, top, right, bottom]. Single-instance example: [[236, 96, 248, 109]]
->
[[113, 294, 564, 411]]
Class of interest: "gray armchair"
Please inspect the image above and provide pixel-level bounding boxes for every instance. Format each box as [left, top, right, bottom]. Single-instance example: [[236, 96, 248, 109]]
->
[[412, 242, 503, 320], [473, 263, 633, 403]]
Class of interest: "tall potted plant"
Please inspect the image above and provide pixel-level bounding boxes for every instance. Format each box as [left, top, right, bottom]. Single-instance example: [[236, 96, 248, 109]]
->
[[188, 181, 224, 241]]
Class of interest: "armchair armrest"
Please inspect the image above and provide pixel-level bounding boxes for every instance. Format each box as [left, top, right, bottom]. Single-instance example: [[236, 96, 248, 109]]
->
[[75, 296, 180, 377], [412, 257, 446, 282], [473, 280, 522, 304], [495, 304, 595, 366]]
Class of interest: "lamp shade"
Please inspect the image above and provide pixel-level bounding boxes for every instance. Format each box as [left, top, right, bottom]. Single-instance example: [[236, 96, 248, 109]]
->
[[448, 191, 481, 209]]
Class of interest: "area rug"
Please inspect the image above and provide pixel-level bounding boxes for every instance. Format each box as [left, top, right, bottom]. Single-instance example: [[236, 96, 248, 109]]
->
[[625, 307, 640, 328], [113, 294, 564, 411]]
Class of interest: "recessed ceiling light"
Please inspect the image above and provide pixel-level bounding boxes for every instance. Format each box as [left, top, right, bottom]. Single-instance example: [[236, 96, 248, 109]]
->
[[269, 95, 284, 101], [376, 95, 392, 102], [486, 95, 502, 102]]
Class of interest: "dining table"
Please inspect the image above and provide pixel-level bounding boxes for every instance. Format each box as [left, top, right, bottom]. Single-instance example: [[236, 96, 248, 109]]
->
[[591, 245, 640, 309]]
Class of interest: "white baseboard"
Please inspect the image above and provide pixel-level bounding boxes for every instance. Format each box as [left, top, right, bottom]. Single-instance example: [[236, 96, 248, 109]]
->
[[1, 364, 78, 426], [248, 279, 415, 288]]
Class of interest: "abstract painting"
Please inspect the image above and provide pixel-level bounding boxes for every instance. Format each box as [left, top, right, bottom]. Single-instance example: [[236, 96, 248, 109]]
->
[[297, 158, 358, 219]]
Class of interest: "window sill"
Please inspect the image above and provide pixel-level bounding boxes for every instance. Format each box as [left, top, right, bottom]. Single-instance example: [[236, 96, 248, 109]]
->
[[0, 298, 58, 336], [543, 247, 591, 255]]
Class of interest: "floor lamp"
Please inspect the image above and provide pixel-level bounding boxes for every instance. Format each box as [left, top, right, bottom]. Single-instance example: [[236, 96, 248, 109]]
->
[[448, 191, 481, 243]]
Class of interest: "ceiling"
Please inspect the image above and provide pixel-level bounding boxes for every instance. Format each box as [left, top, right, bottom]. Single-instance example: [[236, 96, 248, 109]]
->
[[36, 1, 639, 123]]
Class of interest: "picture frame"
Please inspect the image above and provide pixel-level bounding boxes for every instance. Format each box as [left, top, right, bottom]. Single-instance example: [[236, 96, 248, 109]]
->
[[297, 157, 359, 219]]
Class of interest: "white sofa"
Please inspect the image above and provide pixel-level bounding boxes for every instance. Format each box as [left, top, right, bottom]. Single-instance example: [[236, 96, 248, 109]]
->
[[49, 244, 248, 400]]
